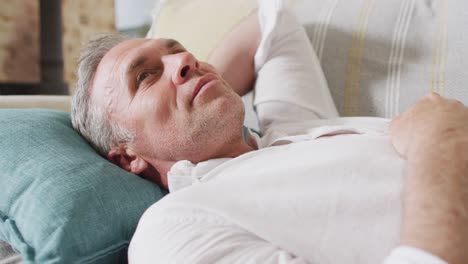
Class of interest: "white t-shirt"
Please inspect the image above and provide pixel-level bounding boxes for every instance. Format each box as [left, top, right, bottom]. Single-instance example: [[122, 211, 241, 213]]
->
[[128, 1, 448, 264]]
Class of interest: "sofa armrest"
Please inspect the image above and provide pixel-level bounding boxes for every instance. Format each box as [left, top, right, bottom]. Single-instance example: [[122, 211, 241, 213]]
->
[[0, 95, 71, 112]]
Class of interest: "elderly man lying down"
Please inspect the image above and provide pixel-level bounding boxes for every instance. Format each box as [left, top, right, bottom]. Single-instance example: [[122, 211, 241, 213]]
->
[[71, 1, 468, 264]]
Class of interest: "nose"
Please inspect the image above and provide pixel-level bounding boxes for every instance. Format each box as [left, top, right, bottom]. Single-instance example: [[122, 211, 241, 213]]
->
[[165, 52, 200, 85]]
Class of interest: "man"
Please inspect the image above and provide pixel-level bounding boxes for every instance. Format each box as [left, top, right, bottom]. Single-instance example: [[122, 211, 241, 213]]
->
[[71, 1, 468, 263]]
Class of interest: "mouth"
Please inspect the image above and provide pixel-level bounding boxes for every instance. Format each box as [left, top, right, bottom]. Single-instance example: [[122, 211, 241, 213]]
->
[[191, 74, 217, 104]]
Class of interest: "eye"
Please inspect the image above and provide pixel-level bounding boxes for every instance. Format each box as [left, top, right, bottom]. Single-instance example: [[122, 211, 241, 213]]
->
[[137, 72, 152, 83]]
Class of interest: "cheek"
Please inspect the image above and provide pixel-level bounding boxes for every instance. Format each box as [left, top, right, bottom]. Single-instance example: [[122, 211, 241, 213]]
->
[[131, 106, 178, 159], [131, 92, 174, 136], [148, 87, 174, 118]]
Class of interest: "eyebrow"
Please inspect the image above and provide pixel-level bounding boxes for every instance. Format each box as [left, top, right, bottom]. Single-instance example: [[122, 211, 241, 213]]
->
[[165, 39, 180, 49], [128, 56, 148, 74], [126, 39, 180, 75]]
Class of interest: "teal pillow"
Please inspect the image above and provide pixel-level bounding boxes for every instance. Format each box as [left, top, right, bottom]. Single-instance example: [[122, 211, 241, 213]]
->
[[0, 109, 166, 263]]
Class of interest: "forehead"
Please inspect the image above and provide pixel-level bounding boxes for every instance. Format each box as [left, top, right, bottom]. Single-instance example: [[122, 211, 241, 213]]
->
[[93, 38, 169, 87], [89, 38, 173, 111], [100, 37, 179, 70]]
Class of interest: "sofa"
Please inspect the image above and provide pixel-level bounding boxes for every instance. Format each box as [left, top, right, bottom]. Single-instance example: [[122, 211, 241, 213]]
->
[[2, 0, 468, 263]]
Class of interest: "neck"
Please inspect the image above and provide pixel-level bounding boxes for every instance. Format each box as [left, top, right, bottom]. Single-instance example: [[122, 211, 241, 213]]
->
[[216, 138, 256, 159], [145, 137, 256, 190]]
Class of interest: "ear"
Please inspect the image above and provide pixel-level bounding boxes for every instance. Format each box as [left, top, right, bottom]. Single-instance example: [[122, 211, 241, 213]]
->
[[107, 148, 148, 174]]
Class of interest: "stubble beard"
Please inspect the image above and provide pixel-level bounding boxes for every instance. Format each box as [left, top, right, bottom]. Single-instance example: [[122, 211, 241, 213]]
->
[[173, 96, 245, 163]]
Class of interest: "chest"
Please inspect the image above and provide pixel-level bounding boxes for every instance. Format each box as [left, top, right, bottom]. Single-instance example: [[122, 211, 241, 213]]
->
[[173, 134, 406, 263]]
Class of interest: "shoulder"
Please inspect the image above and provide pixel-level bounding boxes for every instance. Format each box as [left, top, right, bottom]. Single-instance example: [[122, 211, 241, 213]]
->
[[128, 194, 250, 263]]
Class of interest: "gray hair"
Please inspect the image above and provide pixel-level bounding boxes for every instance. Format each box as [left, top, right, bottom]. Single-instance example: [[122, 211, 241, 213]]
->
[[71, 34, 135, 157]]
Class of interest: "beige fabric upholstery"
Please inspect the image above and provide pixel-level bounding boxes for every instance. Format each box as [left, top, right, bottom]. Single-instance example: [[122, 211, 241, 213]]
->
[[290, 0, 463, 118], [148, 0, 468, 119], [147, 0, 257, 61], [0, 241, 21, 264], [0, 95, 71, 112]]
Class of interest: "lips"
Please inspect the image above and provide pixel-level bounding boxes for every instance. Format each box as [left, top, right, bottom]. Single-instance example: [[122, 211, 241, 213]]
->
[[191, 74, 217, 104]]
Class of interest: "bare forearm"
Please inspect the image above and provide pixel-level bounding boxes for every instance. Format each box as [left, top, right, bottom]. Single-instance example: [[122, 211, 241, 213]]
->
[[207, 10, 260, 96], [401, 136, 468, 264]]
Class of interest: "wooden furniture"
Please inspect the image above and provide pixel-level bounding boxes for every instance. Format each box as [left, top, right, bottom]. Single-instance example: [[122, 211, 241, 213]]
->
[[0, 0, 68, 95]]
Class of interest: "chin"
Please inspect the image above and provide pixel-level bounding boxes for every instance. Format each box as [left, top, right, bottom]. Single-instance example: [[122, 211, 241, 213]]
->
[[195, 98, 243, 139]]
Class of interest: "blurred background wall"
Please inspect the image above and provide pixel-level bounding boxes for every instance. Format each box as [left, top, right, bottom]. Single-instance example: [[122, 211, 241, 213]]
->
[[0, 0, 154, 94], [0, 1, 41, 84]]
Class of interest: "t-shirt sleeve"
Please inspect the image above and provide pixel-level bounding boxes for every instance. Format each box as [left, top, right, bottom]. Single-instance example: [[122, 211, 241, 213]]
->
[[253, 0, 339, 135]]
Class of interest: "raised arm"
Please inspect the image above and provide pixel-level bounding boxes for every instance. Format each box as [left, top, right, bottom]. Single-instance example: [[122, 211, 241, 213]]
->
[[207, 10, 261, 96], [390, 92, 468, 264]]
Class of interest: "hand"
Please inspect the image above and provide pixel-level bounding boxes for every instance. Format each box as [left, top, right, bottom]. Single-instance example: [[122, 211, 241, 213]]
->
[[390, 92, 468, 263], [390, 92, 468, 161]]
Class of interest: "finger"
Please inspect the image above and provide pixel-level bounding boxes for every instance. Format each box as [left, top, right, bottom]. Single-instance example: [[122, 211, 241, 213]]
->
[[423, 92, 442, 102], [447, 98, 466, 108]]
